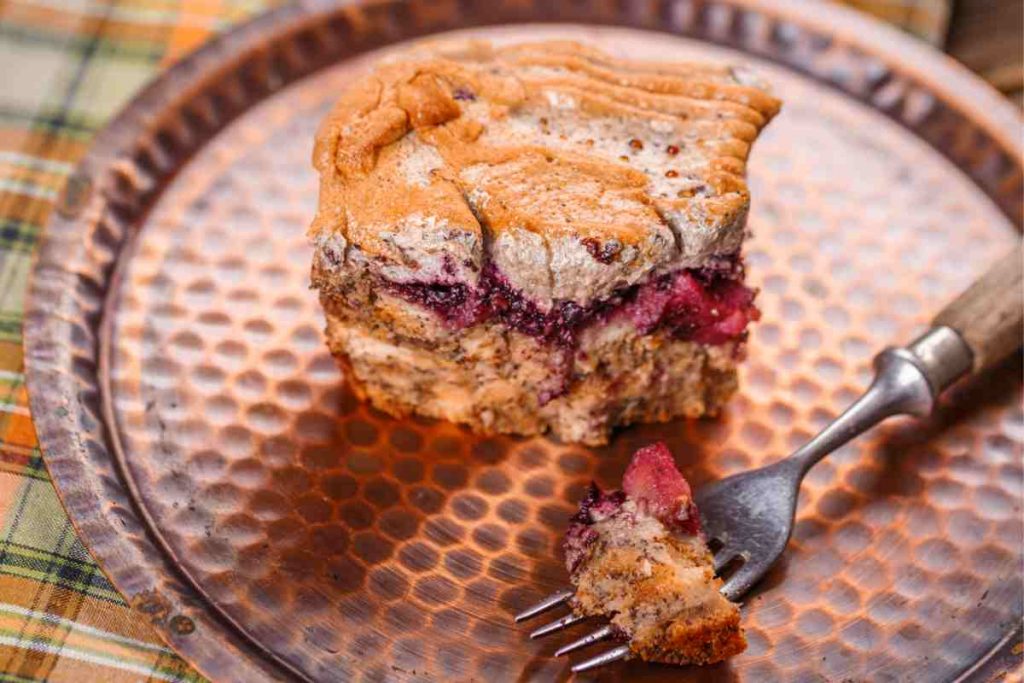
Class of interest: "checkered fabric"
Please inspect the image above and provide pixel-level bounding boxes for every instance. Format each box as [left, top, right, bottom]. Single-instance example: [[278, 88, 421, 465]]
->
[[0, 2, 279, 680], [0, 1, 951, 680]]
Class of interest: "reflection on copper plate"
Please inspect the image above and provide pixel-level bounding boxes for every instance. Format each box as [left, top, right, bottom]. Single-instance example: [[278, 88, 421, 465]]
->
[[25, 3, 1023, 682]]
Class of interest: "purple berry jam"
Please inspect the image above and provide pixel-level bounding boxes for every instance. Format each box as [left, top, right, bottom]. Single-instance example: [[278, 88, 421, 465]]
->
[[383, 255, 757, 351], [616, 267, 758, 345], [564, 443, 703, 575], [384, 279, 479, 328], [564, 484, 627, 574]]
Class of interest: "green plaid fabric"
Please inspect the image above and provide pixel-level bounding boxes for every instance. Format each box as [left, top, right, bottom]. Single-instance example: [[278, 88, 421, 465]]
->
[[0, 1, 954, 680], [0, 3, 277, 680]]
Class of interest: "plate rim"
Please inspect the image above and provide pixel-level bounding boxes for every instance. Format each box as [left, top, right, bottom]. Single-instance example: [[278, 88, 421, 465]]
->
[[22, 1, 1024, 681]]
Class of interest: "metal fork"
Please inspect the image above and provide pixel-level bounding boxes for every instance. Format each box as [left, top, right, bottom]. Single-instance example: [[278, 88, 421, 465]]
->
[[515, 248, 1022, 673]]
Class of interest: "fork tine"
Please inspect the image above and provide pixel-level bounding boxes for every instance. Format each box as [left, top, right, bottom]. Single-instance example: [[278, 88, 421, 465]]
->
[[720, 562, 759, 601], [529, 612, 586, 639], [570, 644, 631, 672], [514, 589, 574, 623], [554, 624, 614, 657], [713, 551, 736, 573]]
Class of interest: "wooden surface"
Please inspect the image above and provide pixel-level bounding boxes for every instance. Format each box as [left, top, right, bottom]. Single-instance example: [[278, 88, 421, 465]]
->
[[934, 247, 1024, 373], [837, 0, 1022, 106], [838, 0, 951, 43], [946, 0, 1024, 105]]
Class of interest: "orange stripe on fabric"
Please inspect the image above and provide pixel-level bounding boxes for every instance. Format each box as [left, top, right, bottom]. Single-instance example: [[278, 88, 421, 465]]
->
[[0, 644, 157, 683], [0, 614, 161, 666], [0, 194, 51, 227], [0, 576, 165, 649], [0, 165, 67, 195], [160, 0, 286, 66], [0, 3, 172, 46], [0, 472, 25, 510], [0, 343, 24, 375], [0, 130, 88, 164], [1, 415, 36, 451], [161, 0, 222, 66]]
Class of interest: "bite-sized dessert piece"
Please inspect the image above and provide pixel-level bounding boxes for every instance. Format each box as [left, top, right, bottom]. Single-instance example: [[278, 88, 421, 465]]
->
[[564, 443, 745, 665], [310, 40, 780, 444]]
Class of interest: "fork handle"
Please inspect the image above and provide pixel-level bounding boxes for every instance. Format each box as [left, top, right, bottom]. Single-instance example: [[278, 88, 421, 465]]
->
[[932, 246, 1023, 377]]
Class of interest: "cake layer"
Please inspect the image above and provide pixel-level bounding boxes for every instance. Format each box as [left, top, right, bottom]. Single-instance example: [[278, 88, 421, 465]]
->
[[310, 40, 779, 310], [324, 310, 739, 445]]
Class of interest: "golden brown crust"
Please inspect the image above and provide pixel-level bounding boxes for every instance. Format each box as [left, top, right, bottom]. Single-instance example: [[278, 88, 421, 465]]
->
[[310, 39, 779, 307], [638, 607, 746, 665]]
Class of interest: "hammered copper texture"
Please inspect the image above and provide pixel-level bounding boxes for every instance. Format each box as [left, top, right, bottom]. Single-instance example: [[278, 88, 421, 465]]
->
[[24, 3, 1023, 683]]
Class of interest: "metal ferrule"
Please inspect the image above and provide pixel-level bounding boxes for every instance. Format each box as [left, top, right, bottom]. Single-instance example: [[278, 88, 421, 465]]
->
[[905, 326, 975, 395]]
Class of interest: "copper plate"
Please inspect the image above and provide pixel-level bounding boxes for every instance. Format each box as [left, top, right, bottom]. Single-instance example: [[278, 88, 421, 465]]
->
[[23, 1, 1023, 681]]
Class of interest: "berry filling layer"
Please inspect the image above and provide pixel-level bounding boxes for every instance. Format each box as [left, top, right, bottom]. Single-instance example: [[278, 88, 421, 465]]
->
[[384, 256, 757, 350], [565, 442, 703, 574]]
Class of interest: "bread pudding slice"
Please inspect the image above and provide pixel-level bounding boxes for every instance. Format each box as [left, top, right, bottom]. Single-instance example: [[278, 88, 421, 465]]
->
[[564, 443, 745, 665], [310, 40, 780, 444]]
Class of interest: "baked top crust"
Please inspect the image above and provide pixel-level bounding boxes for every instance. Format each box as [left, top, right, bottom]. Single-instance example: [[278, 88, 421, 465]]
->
[[565, 442, 746, 665], [311, 40, 779, 309]]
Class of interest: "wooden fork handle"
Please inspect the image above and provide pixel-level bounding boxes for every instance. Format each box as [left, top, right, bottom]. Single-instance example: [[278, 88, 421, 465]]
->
[[932, 244, 1023, 375]]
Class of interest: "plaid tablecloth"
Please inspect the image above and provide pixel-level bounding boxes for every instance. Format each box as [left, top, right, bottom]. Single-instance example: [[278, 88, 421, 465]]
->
[[0, 1, 956, 681]]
